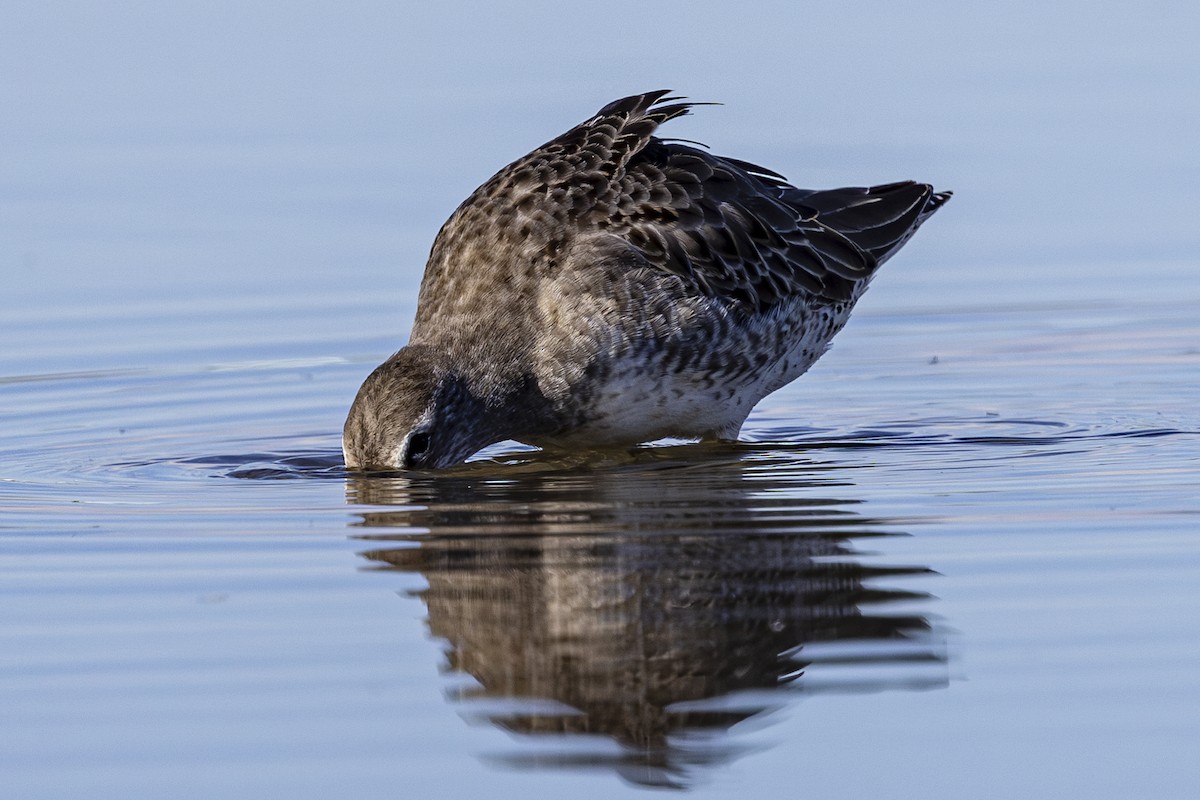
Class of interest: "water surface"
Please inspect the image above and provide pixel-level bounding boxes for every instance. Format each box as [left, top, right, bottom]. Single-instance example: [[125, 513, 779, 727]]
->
[[3, 3, 1200, 798]]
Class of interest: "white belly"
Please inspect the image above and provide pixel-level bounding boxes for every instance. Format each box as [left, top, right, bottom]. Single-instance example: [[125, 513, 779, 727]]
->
[[532, 277, 853, 447], [540, 311, 840, 445]]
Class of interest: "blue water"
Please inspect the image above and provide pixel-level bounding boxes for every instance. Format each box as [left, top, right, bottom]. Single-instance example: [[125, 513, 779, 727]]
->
[[3, 2, 1199, 798]]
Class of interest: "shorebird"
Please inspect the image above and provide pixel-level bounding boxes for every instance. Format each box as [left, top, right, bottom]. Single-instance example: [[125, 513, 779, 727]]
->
[[344, 91, 950, 470]]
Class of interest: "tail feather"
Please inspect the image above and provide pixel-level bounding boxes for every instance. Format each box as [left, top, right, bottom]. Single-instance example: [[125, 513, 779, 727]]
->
[[785, 182, 950, 264]]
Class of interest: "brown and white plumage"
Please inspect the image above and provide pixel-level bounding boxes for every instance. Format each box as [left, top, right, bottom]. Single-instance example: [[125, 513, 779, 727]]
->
[[344, 91, 950, 469]]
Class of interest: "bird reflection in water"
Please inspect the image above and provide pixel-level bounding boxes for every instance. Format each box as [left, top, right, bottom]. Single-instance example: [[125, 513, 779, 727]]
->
[[346, 446, 947, 788]]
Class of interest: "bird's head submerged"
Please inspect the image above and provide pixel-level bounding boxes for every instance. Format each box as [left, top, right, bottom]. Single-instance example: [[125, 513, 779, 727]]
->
[[342, 345, 495, 470]]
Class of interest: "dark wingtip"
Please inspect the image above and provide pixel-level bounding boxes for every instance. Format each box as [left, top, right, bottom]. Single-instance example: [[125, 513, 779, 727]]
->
[[595, 90, 675, 117], [593, 91, 723, 125]]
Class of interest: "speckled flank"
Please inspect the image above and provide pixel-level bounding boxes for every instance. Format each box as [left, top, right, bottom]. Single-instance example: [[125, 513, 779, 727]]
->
[[344, 91, 950, 469]]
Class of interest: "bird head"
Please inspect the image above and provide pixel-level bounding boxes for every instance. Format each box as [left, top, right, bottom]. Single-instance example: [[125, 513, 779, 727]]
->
[[342, 345, 494, 470]]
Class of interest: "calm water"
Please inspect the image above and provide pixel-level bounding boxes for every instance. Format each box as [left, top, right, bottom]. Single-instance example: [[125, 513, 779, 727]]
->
[[3, 3, 1199, 798]]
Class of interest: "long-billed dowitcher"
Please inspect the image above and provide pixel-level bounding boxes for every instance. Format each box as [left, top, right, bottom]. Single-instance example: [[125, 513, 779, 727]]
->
[[344, 91, 950, 469]]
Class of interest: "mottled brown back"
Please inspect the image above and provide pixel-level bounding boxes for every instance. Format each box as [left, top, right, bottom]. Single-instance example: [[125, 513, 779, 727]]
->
[[412, 90, 949, 340]]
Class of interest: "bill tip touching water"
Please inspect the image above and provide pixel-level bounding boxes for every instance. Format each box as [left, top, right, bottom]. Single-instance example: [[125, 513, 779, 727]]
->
[[343, 90, 951, 470]]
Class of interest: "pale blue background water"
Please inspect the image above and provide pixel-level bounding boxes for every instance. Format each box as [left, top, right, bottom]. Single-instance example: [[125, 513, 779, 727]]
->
[[3, 2, 1199, 798]]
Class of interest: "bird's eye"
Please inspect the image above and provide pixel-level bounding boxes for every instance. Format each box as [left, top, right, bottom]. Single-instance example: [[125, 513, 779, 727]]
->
[[404, 431, 431, 468]]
